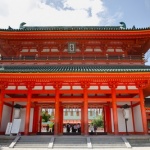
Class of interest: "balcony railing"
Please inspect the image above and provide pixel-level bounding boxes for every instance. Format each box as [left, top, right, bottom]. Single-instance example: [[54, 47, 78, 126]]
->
[[0, 55, 143, 62]]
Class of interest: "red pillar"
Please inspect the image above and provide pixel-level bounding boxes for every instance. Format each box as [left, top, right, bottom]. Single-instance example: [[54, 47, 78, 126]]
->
[[83, 85, 89, 135], [139, 87, 148, 134], [59, 106, 63, 134], [39, 107, 42, 133], [24, 87, 32, 135], [10, 102, 14, 122], [111, 87, 118, 135], [105, 105, 112, 133], [131, 102, 135, 133], [32, 105, 39, 133], [81, 106, 84, 134], [0, 89, 4, 129], [54, 83, 60, 135]]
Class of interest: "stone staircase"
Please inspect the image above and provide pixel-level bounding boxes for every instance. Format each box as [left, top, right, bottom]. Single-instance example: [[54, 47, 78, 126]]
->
[[1, 135, 150, 149], [127, 137, 150, 147], [0, 136, 15, 147], [13, 136, 51, 148], [53, 136, 87, 149], [90, 136, 126, 148]]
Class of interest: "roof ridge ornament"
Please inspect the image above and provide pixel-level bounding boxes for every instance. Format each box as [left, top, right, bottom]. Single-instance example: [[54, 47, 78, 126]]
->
[[119, 22, 126, 29], [19, 22, 26, 29]]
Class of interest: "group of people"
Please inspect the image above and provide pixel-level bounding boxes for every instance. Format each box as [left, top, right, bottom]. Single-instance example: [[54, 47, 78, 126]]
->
[[66, 123, 81, 133], [89, 123, 97, 134]]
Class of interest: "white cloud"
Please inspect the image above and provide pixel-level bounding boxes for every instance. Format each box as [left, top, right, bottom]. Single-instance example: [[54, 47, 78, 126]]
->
[[0, 0, 121, 28]]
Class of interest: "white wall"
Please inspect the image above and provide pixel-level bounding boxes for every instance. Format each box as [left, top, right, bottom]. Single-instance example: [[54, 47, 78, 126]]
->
[[133, 105, 143, 132], [0, 105, 11, 132]]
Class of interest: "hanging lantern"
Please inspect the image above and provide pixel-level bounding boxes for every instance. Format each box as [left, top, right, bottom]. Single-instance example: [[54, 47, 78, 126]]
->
[[70, 109, 73, 116], [99, 108, 101, 115], [45, 109, 48, 116], [96, 109, 99, 116], [51, 109, 54, 116], [13, 104, 22, 119], [90, 109, 93, 116], [76, 108, 79, 116], [14, 108, 21, 119], [65, 109, 68, 116]]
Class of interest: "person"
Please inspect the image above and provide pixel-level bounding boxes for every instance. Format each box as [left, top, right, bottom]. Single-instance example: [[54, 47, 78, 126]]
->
[[46, 124, 49, 132], [94, 125, 97, 134], [77, 123, 81, 133], [90, 123, 94, 134], [66, 123, 70, 133], [49, 122, 54, 133], [73, 124, 77, 133]]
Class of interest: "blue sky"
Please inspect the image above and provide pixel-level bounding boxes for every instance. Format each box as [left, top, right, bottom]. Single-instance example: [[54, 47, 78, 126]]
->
[[0, 0, 149, 28], [104, 0, 150, 28]]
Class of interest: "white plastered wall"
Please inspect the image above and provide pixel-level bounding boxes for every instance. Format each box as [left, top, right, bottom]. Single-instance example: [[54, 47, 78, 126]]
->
[[0, 105, 11, 132], [133, 105, 143, 132]]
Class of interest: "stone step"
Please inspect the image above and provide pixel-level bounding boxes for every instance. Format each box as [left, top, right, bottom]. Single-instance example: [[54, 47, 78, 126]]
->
[[0, 136, 15, 147], [91, 137, 126, 148], [128, 139, 150, 147], [14, 136, 51, 148], [53, 137, 87, 148]]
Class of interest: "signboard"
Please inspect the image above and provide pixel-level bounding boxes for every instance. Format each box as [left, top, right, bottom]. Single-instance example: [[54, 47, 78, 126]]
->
[[68, 42, 76, 53], [11, 119, 21, 134], [5, 122, 12, 135]]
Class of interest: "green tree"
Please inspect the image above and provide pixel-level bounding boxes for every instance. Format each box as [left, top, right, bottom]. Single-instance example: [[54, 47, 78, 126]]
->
[[42, 110, 53, 122], [92, 115, 104, 127]]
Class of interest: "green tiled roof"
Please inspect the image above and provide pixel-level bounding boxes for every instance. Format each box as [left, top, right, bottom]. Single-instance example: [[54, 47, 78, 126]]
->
[[1, 22, 150, 31], [0, 65, 150, 73]]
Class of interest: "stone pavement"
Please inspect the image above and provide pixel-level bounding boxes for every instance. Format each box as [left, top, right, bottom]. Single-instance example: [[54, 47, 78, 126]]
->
[[0, 135, 150, 150]]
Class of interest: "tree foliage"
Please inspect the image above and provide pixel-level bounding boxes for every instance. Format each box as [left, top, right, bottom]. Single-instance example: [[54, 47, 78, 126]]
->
[[42, 110, 53, 122], [92, 115, 104, 127]]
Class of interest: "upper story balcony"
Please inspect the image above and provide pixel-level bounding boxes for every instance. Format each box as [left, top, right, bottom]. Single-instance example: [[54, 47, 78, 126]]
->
[[0, 55, 144, 65]]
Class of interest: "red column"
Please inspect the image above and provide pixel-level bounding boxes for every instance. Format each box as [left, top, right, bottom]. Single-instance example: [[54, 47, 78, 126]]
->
[[105, 105, 112, 133], [59, 106, 63, 134], [32, 105, 39, 133], [139, 87, 148, 134], [83, 85, 89, 135], [111, 87, 118, 135], [0, 89, 4, 129], [24, 87, 32, 135], [81, 106, 84, 134], [131, 102, 135, 133], [54, 83, 60, 135], [10, 102, 14, 122], [39, 107, 42, 133]]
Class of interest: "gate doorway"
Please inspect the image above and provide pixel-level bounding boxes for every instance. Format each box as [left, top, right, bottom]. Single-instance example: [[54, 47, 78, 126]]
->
[[39, 107, 55, 135], [63, 104, 81, 135], [88, 107, 105, 135]]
